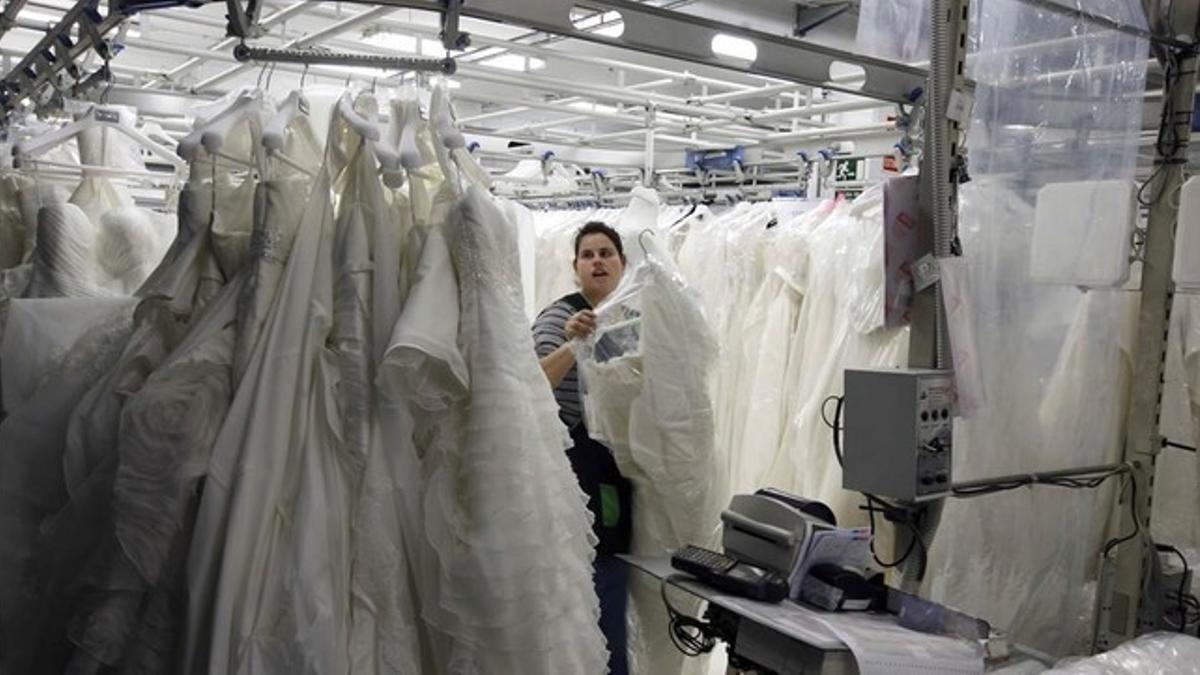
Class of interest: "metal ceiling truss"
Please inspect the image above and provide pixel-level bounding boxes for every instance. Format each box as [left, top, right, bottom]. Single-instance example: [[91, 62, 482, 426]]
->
[[0, 0, 127, 114], [1, 0, 918, 171], [329, 0, 927, 103]]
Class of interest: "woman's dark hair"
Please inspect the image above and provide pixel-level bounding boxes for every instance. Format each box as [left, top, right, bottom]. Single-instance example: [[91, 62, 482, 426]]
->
[[573, 221, 626, 262]]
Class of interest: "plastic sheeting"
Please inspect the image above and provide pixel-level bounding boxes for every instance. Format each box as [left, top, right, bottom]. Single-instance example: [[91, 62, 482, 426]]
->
[[856, 0, 931, 63], [1047, 632, 1200, 673], [927, 0, 1150, 657]]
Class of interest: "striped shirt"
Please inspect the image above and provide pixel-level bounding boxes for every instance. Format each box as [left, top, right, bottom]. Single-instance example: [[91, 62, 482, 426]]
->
[[533, 297, 585, 429]]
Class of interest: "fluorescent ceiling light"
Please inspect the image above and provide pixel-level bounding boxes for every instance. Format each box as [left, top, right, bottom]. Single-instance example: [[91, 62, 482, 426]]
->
[[362, 31, 417, 53], [481, 53, 545, 72], [482, 53, 527, 71], [567, 100, 620, 116], [19, 9, 60, 24], [420, 38, 445, 58], [592, 22, 624, 38], [464, 46, 506, 61], [573, 10, 624, 37], [711, 33, 757, 63]]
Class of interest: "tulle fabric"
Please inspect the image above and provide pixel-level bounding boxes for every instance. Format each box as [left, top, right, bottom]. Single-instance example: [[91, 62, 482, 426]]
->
[[380, 176, 606, 674], [434, 185, 606, 673]]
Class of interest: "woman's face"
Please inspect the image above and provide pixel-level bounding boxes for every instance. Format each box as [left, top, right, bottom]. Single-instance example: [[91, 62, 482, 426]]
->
[[574, 232, 625, 302]]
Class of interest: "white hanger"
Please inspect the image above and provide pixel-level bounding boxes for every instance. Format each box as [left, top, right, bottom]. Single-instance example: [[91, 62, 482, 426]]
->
[[259, 90, 318, 177], [336, 92, 402, 174], [429, 83, 491, 191], [176, 90, 262, 163], [262, 90, 306, 152], [14, 104, 186, 175], [395, 95, 423, 171]]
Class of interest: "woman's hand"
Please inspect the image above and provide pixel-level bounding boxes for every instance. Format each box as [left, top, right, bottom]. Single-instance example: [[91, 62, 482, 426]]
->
[[564, 309, 597, 340]]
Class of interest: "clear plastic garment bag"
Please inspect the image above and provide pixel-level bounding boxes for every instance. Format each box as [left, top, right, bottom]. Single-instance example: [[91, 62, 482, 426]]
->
[[574, 231, 721, 675]]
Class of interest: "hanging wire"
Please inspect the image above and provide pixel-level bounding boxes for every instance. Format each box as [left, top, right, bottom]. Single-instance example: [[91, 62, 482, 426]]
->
[[256, 60, 269, 89], [300, 63, 310, 89], [100, 55, 113, 104]]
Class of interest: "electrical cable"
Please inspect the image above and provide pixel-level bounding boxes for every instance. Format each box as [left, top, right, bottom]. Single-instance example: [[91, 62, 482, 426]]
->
[[1157, 543, 1192, 632], [827, 394, 929, 574], [1103, 475, 1141, 557], [862, 494, 917, 568], [950, 465, 1129, 497], [821, 394, 845, 468], [660, 575, 719, 657], [829, 392, 1130, 581]]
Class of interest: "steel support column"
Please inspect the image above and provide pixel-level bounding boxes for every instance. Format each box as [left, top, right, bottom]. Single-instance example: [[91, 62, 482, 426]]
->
[[1095, 46, 1198, 650]]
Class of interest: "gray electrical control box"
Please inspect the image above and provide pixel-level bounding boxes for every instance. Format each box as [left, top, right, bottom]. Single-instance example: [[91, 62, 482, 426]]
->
[[842, 368, 954, 502]]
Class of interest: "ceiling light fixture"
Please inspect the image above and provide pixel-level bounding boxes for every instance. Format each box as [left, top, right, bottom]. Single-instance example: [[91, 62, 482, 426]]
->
[[362, 31, 417, 53], [711, 33, 758, 63]]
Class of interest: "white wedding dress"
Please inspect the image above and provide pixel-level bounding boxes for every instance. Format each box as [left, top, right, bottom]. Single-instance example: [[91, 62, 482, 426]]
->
[[380, 176, 606, 674]]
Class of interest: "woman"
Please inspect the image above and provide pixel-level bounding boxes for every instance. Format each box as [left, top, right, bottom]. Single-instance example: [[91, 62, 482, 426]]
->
[[532, 221, 633, 675]]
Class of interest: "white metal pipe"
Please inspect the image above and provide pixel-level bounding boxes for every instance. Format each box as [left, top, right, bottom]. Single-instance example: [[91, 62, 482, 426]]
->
[[456, 90, 765, 147], [694, 81, 807, 104], [492, 76, 673, 134], [754, 122, 894, 147], [652, 133, 729, 149]]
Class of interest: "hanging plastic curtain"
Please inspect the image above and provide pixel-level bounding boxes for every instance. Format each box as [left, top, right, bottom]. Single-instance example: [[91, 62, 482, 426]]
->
[[855, 0, 931, 62], [927, 0, 1150, 656]]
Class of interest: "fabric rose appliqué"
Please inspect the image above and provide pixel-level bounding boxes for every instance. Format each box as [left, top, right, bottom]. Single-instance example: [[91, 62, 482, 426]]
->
[[113, 358, 232, 585]]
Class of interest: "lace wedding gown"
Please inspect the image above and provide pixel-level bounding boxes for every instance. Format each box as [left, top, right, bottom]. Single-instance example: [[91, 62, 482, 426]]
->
[[380, 177, 606, 674]]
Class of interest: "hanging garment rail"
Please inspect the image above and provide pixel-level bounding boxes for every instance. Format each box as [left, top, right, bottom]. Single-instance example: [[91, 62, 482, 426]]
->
[[232, 44, 456, 74]]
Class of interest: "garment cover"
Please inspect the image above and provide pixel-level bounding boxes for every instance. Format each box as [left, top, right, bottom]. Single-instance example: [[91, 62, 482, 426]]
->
[[575, 232, 720, 675]]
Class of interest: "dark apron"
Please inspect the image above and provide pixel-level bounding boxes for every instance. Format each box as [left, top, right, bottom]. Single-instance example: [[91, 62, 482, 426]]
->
[[567, 422, 633, 555], [559, 292, 634, 555]]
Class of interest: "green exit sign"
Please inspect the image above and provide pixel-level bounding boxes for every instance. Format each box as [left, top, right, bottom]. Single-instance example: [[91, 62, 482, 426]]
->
[[834, 158, 863, 182]]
